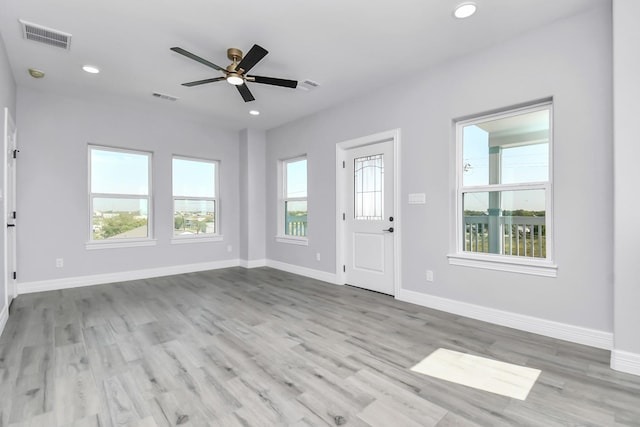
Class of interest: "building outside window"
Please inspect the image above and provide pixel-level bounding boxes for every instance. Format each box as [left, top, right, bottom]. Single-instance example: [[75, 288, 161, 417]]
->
[[172, 156, 219, 238], [89, 146, 151, 242]]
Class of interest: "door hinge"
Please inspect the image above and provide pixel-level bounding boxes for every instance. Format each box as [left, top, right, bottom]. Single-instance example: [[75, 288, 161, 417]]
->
[[12, 149, 19, 159], [342, 161, 345, 168], [342, 213, 345, 220], [343, 265, 346, 272], [12, 271, 16, 280]]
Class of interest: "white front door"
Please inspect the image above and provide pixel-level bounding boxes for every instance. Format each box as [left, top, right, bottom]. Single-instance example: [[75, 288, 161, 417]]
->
[[341, 139, 396, 295], [4, 108, 17, 304]]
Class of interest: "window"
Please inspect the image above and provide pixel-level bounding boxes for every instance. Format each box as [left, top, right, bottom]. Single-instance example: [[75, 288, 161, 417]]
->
[[172, 156, 219, 240], [449, 101, 556, 276], [89, 146, 152, 244], [277, 156, 307, 243]]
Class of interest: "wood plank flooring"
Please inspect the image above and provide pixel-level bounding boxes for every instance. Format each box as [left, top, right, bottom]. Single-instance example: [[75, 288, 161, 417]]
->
[[1, 267, 639, 426]]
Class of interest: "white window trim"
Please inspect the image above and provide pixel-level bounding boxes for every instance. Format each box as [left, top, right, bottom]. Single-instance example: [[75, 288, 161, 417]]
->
[[171, 155, 220, 241], [448, 101, 557, 277], [87, 145, 153, 248], [275, 235, 309, 246], [276, 155, 308, 244], [86, 239, 157, 250], [171, 235, 224, 244]]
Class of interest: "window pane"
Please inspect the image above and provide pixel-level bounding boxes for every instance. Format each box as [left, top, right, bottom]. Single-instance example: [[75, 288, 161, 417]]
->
[[462, 189, 546, 258], [92, 197, 148, 240], [354, 154, 383, 220], [501, 143, 549, 185], [173, 158, 216, 198], [285, 200, 307, 236], [174, 199, 215, 236], [286, 159, 307, 198], [462, 108, 549, 186], [91, 149, 149, 195]]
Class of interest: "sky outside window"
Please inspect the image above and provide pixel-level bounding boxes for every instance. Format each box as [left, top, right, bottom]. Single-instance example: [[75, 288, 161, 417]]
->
[[173, 158, 216, 198], [91, 148, 149, 195], [286, 159, 307, 198]]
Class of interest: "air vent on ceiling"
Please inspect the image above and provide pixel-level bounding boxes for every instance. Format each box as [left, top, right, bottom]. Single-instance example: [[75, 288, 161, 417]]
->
[[152, 92, 179, 101], [297, 79, 320, 92], [19, 19, 71, 50]]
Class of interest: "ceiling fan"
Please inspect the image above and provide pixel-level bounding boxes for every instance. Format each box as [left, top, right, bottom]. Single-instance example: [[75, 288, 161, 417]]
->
[[170, 44, 298, 102]]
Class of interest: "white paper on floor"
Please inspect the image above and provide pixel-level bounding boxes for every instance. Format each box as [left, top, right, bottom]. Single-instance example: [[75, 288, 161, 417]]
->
[[411, 348, 541, 400]]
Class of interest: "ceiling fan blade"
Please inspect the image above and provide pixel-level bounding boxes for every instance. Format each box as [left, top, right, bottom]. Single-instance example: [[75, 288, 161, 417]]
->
[[170, 47, 225, 71], [181, 77, 226, 87], [237, 44, 268, 73], [249, 75, 298, 89], [236, 83, 255, 102]]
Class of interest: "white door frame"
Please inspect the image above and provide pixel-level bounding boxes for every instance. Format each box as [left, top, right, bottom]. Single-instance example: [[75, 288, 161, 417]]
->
[[336, 128, 401, 296], [3, 108, 16, 305]]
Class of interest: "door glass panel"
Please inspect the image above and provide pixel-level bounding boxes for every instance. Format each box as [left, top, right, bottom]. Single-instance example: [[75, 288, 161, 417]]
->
[[354, 154, 383, 220]]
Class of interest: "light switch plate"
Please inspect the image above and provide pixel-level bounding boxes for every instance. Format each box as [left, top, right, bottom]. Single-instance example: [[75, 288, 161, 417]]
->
[[408, 193, 426, 204]]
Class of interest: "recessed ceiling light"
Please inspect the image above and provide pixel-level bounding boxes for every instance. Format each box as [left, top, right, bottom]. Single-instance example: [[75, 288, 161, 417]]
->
[[82, 65, 100, 74], [454, 2, 477, 19], [28, 68, 45, 78], [249, 110, 260, 116]]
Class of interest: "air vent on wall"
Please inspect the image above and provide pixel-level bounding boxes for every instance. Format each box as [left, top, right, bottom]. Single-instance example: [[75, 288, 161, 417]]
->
[[152, 92, 179, 101], [19, 19, 71, 50], [297, 79, 320, 92]]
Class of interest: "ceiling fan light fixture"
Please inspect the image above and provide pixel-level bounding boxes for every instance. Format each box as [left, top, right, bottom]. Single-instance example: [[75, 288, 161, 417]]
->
[[226, 74, 244, 85], [454, 2, 477, 19]]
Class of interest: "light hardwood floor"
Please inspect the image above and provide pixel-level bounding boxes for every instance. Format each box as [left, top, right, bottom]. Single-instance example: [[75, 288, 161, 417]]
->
[[1, 267, 639, 426]]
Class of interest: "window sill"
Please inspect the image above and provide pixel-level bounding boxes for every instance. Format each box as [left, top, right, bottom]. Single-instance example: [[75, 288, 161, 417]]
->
[[171, 235, 224, 244], [447, 253, 557, 277], [86, 239, 157, 250], [275, 236, 309, 246]]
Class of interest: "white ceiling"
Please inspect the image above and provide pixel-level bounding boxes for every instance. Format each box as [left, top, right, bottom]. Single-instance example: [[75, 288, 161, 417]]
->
[[0, 0, 606, 131]]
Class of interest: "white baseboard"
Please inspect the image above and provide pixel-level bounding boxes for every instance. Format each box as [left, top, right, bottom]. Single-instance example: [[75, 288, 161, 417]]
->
[[18, 259, 241, 294], [0, 302, 8, 338], [266, 259, 339, 285], [240, 259, 267, 269], [397, 288, 613, 350], [611, 350, 640, 376]]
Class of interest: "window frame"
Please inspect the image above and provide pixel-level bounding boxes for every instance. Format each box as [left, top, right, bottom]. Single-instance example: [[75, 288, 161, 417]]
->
[[448, 101, 557, 277], [276, 155, 308, 245], [171, 155, 222, 244], [87, 144, 154, 249]]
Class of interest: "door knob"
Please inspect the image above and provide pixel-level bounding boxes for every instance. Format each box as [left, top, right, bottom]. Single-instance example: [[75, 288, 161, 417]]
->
[[383, 227, 394, 232]]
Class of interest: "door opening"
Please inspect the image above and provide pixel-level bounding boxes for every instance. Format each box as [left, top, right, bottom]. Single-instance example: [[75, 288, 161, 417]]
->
[[336, 129, 400, 296], [4, 108, 17, 306]]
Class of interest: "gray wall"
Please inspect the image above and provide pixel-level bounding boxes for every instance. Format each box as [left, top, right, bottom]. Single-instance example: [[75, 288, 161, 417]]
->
[[239, 129, 266, 263], [613, 0, 640, 354], [266, 5, 613, 332], [16, 87, 240, 282], [0, 32, 16, 314], [0, 34, 15, 114]]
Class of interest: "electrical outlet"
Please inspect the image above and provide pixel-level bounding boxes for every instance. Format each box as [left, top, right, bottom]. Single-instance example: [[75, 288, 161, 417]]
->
[[227, 245, 233, 253], [316, 252, 321, 261], [56, 258, 64, 268], [426, 270, 434, 282]]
